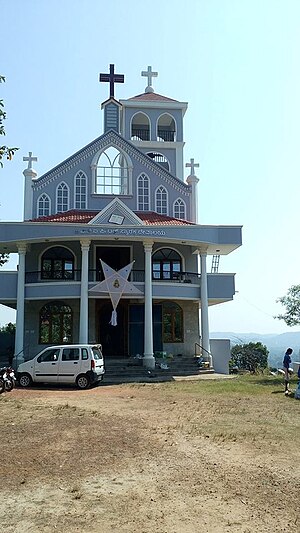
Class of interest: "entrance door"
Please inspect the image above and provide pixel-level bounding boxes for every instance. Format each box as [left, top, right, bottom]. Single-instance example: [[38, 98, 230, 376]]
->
[[97, 300, 128, 357], [129, 304, 162, 356]]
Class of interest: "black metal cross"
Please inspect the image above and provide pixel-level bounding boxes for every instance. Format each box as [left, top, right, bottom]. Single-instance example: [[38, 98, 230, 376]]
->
[[99, 64, 124, 99]]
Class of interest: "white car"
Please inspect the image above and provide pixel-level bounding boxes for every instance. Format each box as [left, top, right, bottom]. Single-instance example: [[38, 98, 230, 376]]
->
[[17, 344, 105, 389]]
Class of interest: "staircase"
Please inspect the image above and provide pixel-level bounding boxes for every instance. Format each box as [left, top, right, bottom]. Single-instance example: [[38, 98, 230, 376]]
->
[[103, 356, 214, 384]]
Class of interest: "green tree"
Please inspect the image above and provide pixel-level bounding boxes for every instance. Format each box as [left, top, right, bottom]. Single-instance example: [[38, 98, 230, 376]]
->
[[230, 342, 269, 373], [0, 75, 18, 167], [0, 322, 16, 334], [0, 75, 17, 265], [276, 284, 300, 326]]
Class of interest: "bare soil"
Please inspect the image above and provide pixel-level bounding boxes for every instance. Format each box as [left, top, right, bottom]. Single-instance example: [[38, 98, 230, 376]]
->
[[0, 378, 299, 532]]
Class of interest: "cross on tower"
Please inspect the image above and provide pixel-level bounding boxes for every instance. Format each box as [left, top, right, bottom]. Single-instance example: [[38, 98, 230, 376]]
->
[[99, 64, 124, 99], [141, 65, 158, 93], [23, 151, 38, 170], [186, 158, 199, 176]]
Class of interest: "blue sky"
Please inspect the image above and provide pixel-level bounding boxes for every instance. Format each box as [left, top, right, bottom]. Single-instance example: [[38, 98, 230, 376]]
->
[[1, 0, 300, 334]]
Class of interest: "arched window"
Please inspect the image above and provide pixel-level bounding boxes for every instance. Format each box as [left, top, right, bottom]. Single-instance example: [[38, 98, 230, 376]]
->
[[37, 193, 51, 217], [157, 114, 176, 142], [131, 112, 150, 141], [39, 302, 73, 344], [155, 185, 168, 215], [173, 198, 186, 220], [41, 247, 75, 280], [152, 248, 182, 280], [163, 302, 183, 342], [137, 173, 150, 211], [75, 171, 87, 209], [147, 152, 170, 172], [56, 182, 69, 212], [96, 146, 129, 195]]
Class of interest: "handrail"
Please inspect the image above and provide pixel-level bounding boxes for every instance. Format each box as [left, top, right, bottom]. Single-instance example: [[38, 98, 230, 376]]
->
[[194, 342, 213, 368]]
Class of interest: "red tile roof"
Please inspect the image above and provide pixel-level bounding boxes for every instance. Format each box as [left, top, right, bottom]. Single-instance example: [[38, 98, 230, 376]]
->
[[128, 92, 178, 103], [29, 210, 195, 226]]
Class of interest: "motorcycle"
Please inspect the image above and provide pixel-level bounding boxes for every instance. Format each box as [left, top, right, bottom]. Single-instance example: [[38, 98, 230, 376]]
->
[[0, 377, 4, 394], [0, 366, 16, 392]]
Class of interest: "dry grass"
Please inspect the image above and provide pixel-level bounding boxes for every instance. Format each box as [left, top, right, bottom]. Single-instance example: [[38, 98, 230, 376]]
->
[[0, 375, 299, 532]]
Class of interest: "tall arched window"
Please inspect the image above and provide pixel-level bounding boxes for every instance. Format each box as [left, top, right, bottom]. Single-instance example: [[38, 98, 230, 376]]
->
[[56, 182, 69, 212], [41, 246, 75, 280], [137, 173, 150, 211], [157, 114, 176, 142], [155, 185, 168, 215], [173, 198, 186, 220], [37, 193, 51, 217], [131, 112, 150, 141], [39, 302, 73, 344], [163, 302, 183, 342], [75, 171, 87, 209], [96, 147, 129, 195], [152, 248, 182, 280]]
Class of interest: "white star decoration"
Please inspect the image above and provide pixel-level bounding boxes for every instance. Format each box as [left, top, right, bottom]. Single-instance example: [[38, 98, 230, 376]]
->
[[89, 260, 143, 325]]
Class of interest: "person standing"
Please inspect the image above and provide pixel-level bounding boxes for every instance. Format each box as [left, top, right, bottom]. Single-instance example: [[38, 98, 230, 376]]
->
[[283, 348, 293, 395]]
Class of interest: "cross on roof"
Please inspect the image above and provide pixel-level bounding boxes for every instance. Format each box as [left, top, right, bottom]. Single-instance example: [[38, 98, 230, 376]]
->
[[141, 65, 158, 93], [185, 158, 199, 176], [99, 64, 124, 99], [23, 151, 38, 170]]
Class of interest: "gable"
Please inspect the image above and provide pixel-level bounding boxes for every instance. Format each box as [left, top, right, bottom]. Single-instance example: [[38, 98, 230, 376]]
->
[[32, 130, 191, 194], [89, 198, 144, 226]]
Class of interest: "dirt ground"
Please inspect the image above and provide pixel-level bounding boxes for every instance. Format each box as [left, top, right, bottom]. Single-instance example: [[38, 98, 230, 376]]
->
[[0, 378, 299, 533]]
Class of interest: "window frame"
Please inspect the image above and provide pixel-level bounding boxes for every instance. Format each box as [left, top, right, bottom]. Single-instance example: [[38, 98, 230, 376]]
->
[[56, 181, 70, 213], [39, 302, 73, 345], [162, 302, 183, 343], [137, 173, 150, 211], [37, 193, 51, 218], [74, 171, 87, 210]]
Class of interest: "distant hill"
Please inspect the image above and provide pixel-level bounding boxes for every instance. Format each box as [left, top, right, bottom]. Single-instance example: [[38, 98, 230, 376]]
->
[[211, 331, 300, 367]]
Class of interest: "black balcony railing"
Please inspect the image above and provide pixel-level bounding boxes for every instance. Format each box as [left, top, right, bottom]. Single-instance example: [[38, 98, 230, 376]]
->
[[157, 130, 176, 142], [131, 129, 150, 141], [25, 270, 201, 284]]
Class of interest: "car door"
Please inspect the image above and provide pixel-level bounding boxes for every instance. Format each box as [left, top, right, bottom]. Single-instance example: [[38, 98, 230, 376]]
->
[[58, 347, 81, 383], [33, 348, 60, 383]]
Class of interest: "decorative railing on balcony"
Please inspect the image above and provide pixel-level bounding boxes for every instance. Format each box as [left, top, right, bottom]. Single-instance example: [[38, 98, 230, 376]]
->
[[25, 270, 201, 284], [131, 129, 150, 141], [157, 130, 176, 142]]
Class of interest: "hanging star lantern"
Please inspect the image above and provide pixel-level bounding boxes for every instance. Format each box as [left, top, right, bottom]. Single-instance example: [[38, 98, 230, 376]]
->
[[89, 260, 143, 325]]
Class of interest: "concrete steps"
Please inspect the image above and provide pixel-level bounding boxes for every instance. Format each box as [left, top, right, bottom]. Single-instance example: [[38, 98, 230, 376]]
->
[[103, 356, 214, 384]]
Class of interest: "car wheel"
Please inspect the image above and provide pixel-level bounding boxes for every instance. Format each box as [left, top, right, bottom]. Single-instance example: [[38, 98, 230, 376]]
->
[[18, 373, 33, 388], [76, 374, 90, 390]]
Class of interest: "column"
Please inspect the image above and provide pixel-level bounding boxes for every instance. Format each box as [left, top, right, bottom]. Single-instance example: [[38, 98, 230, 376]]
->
[[79, 239, 91, 343], [200, 252, 212, 367], [15, 243, 27, 363], [143, 241, 155, 369], [186, 174, 199, 223]]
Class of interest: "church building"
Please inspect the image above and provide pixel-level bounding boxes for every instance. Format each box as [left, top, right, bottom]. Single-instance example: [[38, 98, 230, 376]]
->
[[0, 65, 242, 372]]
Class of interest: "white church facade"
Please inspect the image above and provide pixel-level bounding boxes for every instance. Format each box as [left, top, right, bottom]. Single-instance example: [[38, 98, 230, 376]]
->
[[0, 65, 242, 371]]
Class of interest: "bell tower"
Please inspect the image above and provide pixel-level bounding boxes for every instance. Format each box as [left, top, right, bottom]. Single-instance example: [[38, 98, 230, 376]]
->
[[119, 66, 188, 181]]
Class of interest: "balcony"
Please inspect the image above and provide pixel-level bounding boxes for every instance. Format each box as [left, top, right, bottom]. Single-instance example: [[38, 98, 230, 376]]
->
[[157, 130, 176, 142], [0, 270, 235, 303], [131, 129, 150, 141]]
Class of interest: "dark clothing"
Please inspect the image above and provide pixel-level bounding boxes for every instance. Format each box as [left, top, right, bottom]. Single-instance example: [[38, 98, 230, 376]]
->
[[298, 366, 300, 380], [283, 354, 292, 369]]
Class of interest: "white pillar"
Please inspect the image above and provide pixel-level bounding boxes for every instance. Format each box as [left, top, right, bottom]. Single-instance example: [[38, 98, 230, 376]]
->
[[186, 174, 199, 223], [200, 252, 212, 367], [79, 239, 91, 343], [15, 243, 27, 363], [143, 241, 155, 369]]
